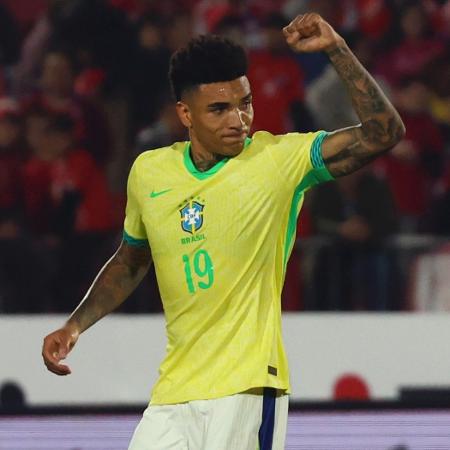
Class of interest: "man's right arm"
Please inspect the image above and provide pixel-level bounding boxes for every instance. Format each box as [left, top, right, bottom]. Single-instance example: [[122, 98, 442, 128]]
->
[[42, 239, 152, 375]]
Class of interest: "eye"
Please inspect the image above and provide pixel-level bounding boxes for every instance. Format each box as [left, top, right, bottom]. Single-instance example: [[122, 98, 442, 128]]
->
[[241, 100, 252, 110], [211, 107, 226, 115]]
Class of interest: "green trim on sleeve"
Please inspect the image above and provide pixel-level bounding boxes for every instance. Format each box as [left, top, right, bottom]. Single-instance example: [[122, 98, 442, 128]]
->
[[283, 171, 321, 273], [310, 131, 334, 183], [283, 187, 305, 274], [282, 132, 335, 272], [123, 230, 149, 247]]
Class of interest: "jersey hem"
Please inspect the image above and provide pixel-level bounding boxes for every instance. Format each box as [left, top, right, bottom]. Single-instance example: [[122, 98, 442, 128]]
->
[[149, 382, 291, 406]]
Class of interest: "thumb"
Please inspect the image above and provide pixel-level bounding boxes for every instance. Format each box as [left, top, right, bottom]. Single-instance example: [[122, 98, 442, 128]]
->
[[58, 335, 72, 359], [293, 36, 318, 52]]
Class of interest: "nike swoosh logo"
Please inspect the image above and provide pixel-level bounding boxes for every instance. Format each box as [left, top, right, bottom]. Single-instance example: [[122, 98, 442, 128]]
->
[[149, 189, 172, 198]]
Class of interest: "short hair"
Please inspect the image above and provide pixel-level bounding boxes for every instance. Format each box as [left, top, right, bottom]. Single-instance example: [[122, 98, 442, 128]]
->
[[169, 35, 248, 101]]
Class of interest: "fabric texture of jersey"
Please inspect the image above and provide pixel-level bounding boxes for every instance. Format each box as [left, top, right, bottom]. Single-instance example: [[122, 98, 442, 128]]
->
[[123, 130, 333, 405]]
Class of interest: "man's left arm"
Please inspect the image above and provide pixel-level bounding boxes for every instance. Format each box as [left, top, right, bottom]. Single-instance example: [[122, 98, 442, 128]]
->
[[284, 14, 405, 178]]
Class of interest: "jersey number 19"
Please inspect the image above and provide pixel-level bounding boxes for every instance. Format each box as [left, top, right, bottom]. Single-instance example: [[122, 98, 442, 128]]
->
[[182, 249, 214, 294]]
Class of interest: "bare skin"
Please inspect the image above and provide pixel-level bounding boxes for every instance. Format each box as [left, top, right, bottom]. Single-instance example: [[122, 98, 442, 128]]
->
[[42, 241, 151, 375], [176, 77, 253, 172], [283, 13, 405, 177]]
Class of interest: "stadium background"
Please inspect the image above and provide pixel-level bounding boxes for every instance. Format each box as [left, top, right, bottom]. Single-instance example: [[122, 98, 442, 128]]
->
[[0, 0, 449, 449]]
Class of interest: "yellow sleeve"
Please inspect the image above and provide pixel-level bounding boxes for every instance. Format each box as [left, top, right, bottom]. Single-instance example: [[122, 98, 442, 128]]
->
[[269, 130, 334, 190], [123, 159, 148, 246]]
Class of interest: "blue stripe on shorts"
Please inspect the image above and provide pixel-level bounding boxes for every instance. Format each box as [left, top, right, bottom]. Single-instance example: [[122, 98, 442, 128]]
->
[[258, 388, 276, 450]]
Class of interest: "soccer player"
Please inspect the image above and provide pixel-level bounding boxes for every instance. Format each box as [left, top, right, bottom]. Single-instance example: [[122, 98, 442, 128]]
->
[[42, 14, 405, 450]]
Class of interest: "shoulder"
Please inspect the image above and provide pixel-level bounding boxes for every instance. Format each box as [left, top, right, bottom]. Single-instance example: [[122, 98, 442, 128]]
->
[[131, 141, 186, 174], [251, 130, 323, 150]]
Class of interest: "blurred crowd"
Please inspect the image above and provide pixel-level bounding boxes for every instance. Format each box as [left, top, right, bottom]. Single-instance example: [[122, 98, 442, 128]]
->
[[0, 0, 449, 313]]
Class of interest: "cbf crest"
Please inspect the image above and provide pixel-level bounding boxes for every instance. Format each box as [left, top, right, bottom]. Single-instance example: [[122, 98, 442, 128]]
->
[[180, 199, 204, 234]]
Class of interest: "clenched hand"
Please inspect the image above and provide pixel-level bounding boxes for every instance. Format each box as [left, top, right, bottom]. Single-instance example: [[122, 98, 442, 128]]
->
[[283, 13, 344, 53]]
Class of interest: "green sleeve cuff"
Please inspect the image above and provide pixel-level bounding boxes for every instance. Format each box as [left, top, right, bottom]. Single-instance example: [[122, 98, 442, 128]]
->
[[310, 131, 334, 182], [123, 230, 149, 247]]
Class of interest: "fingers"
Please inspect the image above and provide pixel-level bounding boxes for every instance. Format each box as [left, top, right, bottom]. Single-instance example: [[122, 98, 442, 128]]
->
[[283, 15, 303, 35], [42, 332, 73, 376], [283, 13, 322, 37], [43, 356, 72, 376], [42, 348, 72, 375]]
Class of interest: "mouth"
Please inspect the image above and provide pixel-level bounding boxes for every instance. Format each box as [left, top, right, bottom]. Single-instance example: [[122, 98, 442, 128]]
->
[[222, 130, 248, 141]]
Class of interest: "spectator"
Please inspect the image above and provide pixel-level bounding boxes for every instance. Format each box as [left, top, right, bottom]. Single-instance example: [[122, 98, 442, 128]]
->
[[354, 0, 393, 41], [25, 49, 112, 166], [165, 12, 194, 53], [0, 98, 37, 313], [309, 167, 399, 310], [22, 111, 115, 311], [23, 111, 114, 238], [375, 1, 445, 87], [0, 98, 24, 232], [213, 14, 247, 48], [192, 0, 246, 35], [375, 77, 445, 231], [134, 97, 187, 155], [129, 14, 171, 133], [47, 0, 133, 91], [248, 13, 313, 134]]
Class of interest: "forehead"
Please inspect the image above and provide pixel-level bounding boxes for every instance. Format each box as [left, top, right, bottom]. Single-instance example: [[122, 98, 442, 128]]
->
[[192, 76, 251, 104]]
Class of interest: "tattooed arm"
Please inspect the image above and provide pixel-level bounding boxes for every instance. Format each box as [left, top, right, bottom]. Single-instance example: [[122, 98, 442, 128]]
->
[[284, 14, 405, 177], [42, 240, 152, 375]]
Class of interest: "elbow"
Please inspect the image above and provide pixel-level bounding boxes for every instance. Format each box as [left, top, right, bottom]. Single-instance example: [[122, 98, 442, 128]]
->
[[393, 117, 406, 144], [387, 115, 406, 148], [370, 115, 406, 153]]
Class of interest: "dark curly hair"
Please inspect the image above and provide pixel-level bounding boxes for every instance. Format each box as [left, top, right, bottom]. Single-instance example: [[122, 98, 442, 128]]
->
[[169, 35, 248, 101]]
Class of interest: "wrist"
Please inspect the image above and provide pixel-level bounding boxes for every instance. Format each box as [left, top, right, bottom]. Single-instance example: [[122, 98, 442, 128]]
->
[[325, 36, 347, 55], [64, 320, 81, 337]]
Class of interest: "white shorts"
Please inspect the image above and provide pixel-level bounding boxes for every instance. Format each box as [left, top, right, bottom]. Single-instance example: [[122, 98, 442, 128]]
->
[[128, 388, 288, 450]]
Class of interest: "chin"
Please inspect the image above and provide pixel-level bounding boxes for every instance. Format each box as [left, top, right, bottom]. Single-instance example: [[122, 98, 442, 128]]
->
[[223, 144, 244, 157]]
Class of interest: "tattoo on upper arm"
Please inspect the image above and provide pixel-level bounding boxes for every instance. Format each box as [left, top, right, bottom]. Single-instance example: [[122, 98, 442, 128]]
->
[[324, 118, 405, 177]]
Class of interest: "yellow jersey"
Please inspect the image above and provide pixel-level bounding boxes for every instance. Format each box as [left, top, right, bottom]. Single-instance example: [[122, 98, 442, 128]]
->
[[123, 130, 333, 405]]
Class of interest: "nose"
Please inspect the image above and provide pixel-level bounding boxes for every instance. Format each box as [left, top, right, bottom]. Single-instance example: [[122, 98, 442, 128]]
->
[[229, 108, 248, 130]]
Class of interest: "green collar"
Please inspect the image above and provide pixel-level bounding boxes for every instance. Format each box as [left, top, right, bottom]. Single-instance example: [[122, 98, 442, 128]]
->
[[184, 137, 252, 180]]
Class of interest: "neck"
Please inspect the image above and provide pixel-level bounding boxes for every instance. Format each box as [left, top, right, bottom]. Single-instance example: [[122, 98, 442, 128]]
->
[[189, 134, 225, 172]]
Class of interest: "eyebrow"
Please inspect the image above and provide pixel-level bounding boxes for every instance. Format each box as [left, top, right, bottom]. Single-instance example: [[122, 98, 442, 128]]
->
[[207, 93, 253, 109]]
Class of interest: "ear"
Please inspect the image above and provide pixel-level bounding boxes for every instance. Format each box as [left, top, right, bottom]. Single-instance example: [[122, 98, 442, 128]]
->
[[175, 101, 192, 128]]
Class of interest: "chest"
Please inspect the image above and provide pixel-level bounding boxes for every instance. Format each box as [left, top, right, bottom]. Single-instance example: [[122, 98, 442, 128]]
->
[[138, 158, 289, 255]]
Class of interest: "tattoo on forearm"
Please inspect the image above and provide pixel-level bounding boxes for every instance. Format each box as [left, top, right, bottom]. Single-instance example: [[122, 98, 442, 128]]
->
[[69, 243, 151, 332], [324, 45, 405, 176], [328, 46, 387, 115]]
